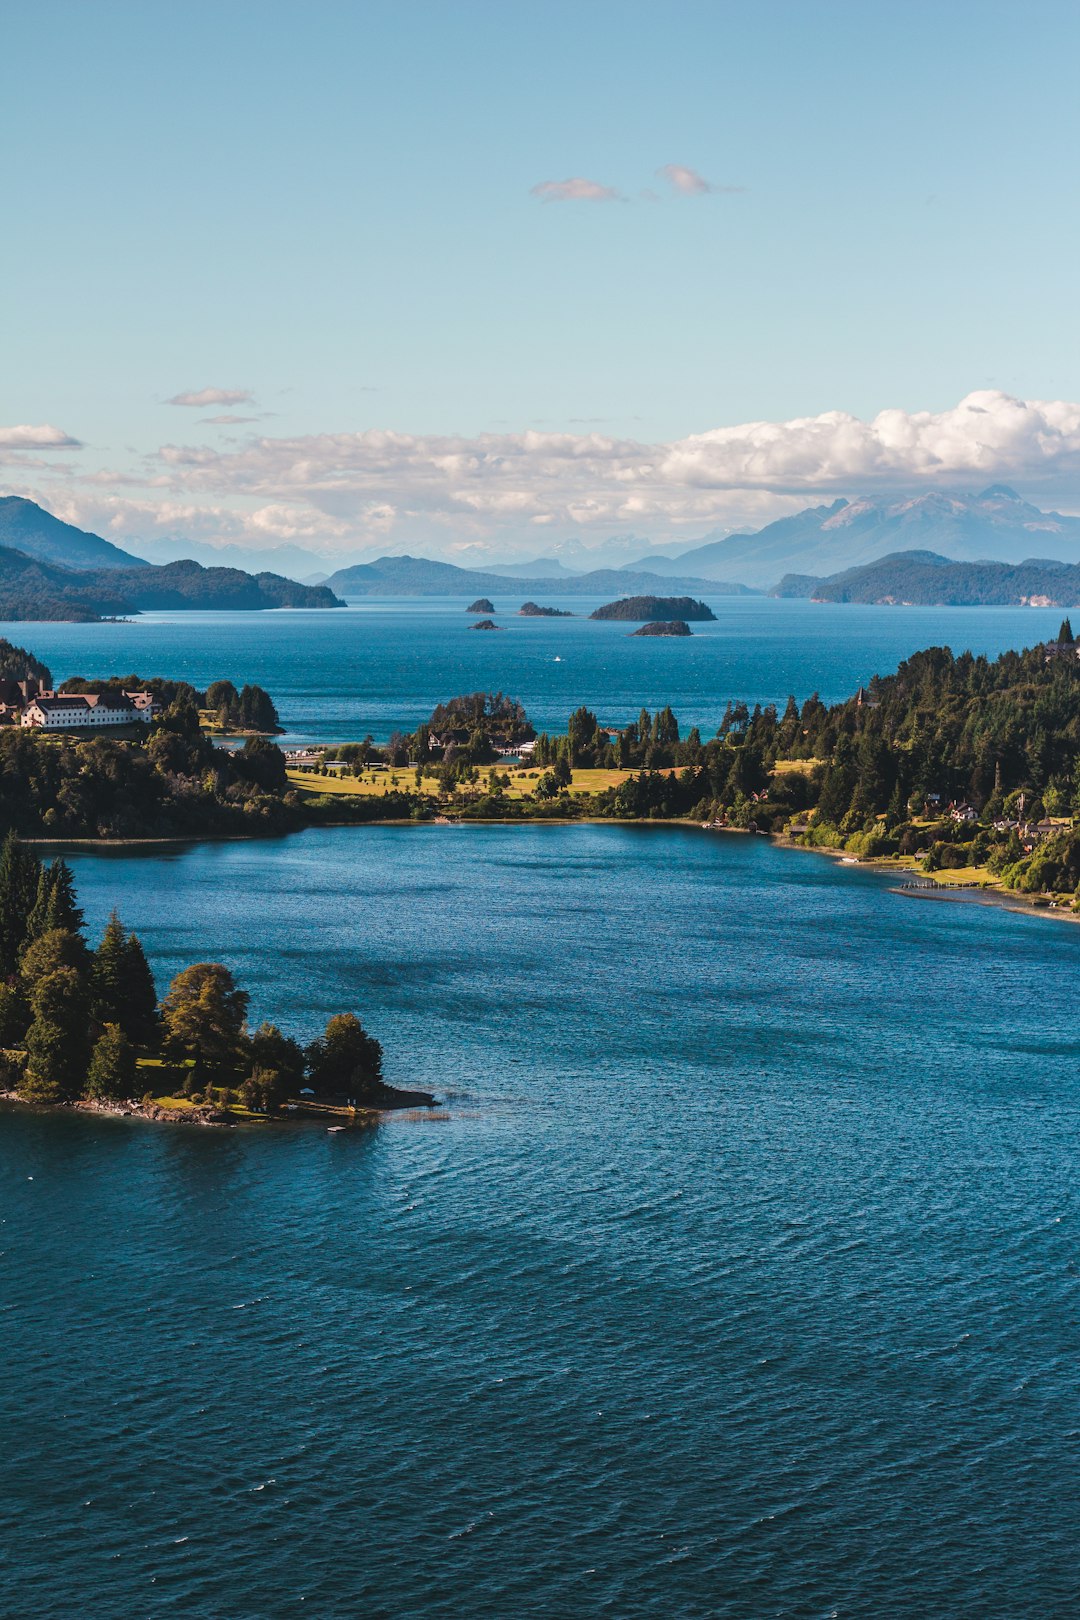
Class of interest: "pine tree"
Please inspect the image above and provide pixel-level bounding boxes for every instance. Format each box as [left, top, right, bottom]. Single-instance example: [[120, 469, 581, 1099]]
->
[[91, 912, 128, 1028], [1059, 617, 1074, 644], [122, 930, 159, 1047], [86, 1024, 136, 1101], [0, 834, 41, 975], [24, 865, 55, 944], [43, 861, 83, 937]]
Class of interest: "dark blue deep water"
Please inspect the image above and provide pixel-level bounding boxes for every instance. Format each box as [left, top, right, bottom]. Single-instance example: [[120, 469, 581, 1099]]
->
[[3, 825, 1079, 1617], [0, 594, 1067, 743]]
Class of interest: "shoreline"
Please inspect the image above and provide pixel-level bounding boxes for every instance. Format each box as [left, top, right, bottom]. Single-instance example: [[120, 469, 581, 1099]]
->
[[771, 832, 1080, 927], [0, 1088, 442, 1129], [24, 814, 1078, 931]]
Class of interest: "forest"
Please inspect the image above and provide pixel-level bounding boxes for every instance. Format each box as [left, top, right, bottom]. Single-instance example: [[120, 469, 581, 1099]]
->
[[5, 632, 1080, 898], [0, 834, 419, 1116]]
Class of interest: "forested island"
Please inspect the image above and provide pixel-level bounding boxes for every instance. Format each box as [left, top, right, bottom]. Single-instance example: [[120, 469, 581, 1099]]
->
[[590, 596, 717, 622], [519, 602, 572, 617], [632, 620, 692, 637], [0, 837, 430, 1122]]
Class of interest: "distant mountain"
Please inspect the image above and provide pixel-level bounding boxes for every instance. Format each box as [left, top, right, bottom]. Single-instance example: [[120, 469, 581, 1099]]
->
[[479, 557, 581, 578], [632, 487, 1080, 587], [0, 496, 144, 570], [0, 547, 343, 621], [771, 549, 1080, 607], [325, 553, 751, 598], [127, 534, 330, 580]]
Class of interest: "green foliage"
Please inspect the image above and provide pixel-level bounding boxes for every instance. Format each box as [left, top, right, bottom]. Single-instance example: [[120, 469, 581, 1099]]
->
[[86, 1024, 136, 1101], [91, 913, 158, 1045], [0, 981, 29, 1045], [306, 1012, 384, 1100], [0, 834, 41, 975], [161, 962, 249, 1077]]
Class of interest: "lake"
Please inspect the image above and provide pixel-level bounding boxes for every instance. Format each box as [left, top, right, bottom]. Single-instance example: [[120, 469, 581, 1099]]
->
[[3, 823, 1079, 1617], [0, 593, 1068, 743]]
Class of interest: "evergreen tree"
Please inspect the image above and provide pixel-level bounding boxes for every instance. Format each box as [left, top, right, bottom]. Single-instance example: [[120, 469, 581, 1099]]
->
[[91, 912, 127, 1027], [122, 930, 159, 1047], [20, 929, 92, 1101], [43, 861, 83, 937], [0, 981, 30, 1046], [1059, 617, 1074, 644], [0, 834, 41, 974], [86, 1024, 136, 1101]]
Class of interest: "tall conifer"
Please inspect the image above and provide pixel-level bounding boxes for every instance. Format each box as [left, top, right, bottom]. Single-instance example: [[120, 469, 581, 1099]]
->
[[0, 834, 41, 975]]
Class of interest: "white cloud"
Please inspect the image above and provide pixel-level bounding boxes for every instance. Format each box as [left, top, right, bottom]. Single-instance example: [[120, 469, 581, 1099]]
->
[[0, 423, 81, 451], [166, 387, 254, 408], [15, 391, 1080, 560], [657, 163, 743, 197], [530, 177, 622, 203], [200, 414, 262, 425]]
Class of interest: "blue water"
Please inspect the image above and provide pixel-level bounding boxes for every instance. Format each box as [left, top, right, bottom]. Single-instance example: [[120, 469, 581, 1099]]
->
[[3, 824, 1079, 1617], [0, 594, 1066, 743]]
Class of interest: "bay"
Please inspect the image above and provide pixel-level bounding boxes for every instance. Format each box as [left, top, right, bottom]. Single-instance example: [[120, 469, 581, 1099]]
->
[[0, 594, 1067, 743], [2, 824, 1079, 1617]]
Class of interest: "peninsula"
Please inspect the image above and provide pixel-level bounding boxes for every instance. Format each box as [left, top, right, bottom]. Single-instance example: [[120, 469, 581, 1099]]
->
[[0, 837, 431, 1123]]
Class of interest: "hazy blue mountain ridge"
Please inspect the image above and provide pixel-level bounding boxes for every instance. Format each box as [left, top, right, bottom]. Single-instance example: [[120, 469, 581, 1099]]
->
[[0, 496, 144, 570]]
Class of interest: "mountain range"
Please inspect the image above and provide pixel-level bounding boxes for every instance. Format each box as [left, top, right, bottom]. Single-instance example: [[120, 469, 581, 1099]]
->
[[0, 501, 341, 619], [324, 555, 749, 598], [629, 487, 1080, 587]]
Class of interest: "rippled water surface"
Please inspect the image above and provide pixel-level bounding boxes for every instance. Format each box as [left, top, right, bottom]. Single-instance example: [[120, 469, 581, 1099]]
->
[[0, 594, 1067, 742], [3, 825, 1079, 1617]]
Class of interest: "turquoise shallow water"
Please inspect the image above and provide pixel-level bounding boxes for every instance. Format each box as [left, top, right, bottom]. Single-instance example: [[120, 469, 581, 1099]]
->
[[0, 594, 1067, 743], [2, 824, 1079, 1617]]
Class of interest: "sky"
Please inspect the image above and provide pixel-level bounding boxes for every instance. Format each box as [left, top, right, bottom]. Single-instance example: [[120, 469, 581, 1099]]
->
[[4, 0, 1080, 565]]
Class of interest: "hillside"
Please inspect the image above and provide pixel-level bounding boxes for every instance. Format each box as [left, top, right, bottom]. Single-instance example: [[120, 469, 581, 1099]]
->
[[326, 553, 749, 598], [631, 487, 1080, 587], [771, 550, 1080, 607], [0, 547, 343, 620], [0, 496, 144, 570]]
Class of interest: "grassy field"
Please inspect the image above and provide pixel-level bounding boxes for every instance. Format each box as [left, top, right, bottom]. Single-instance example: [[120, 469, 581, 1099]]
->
[[286, 765, 677, 801], [771, 758, 824, 776]]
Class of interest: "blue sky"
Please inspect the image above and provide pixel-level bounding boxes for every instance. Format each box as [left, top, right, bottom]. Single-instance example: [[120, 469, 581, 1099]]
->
[[4, 0, 1080, 561]]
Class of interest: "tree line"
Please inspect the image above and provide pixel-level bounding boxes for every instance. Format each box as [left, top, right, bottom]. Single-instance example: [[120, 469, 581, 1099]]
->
[[0, 834, 388, 1115]]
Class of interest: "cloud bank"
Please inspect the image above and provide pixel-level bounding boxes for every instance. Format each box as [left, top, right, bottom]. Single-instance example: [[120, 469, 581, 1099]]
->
[[14, 391, 1080, 558]]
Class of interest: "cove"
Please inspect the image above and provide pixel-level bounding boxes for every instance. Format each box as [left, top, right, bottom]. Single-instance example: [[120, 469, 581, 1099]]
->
[[3, 823, 1080, 1615]]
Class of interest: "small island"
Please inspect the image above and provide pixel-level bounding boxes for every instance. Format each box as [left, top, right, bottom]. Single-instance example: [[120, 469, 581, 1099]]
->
[[467, 598, 495, 613], [470, 618, 502, 631], [519, 602, 573, 617], [590, 595, 716, 622], [631, 619, 692, 637]]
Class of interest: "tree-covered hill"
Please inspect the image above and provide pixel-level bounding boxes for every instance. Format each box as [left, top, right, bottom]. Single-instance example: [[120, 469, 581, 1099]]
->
[[0, 547, 343, 620], [589, 596, 716, 622], [772, 549, 1080, 607]]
